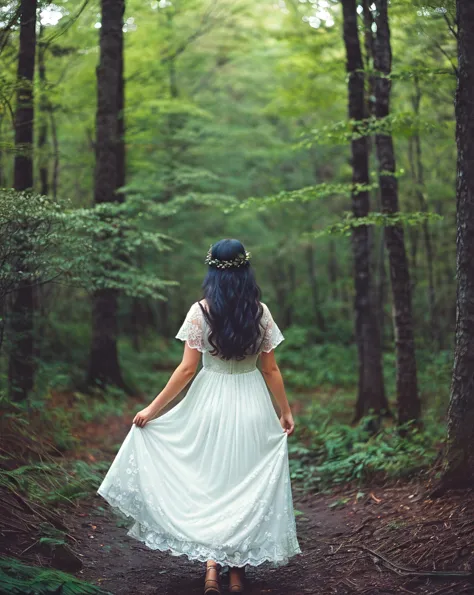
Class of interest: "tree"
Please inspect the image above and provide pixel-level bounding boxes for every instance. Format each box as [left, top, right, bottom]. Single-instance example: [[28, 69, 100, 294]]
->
[[38, 23, 49, 197], [8, 0, 37, 400], [341, 0, 388, 423], [374, 0, 420, 425], [435, 0, 474, 491], [86, 0, 127, 390]]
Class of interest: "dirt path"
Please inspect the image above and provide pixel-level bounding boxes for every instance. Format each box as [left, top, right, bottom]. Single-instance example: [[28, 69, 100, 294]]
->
[[69, 408, 473, 595], [71, 490, 350, 595]]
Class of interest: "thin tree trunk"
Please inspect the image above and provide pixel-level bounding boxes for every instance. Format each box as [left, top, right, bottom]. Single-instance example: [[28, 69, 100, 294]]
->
[[328, 240, 339, 302], [38, 25, 49, 196], [49, 108, 59, 200], [434, 0, 474, 492], [87, 0, 127, 390], [374, 0, 420, 426], [412, 76, 438, 347], [306, 244, 326, 332], [407, 137, 419, 290], [341, 0, 388, 423], [376, 225, 387, 347], [0, 115, 4, 187], [8, 0, 37, 401]]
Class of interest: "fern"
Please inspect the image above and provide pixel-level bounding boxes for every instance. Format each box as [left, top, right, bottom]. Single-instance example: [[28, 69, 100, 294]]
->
[[0, 558, 111, 595]]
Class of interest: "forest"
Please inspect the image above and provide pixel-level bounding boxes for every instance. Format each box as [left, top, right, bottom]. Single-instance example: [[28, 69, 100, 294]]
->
[[1, 0, 474, 593]]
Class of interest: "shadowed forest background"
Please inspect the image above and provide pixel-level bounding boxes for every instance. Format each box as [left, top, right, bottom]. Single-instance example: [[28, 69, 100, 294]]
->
[[2, 0, 474, 593]]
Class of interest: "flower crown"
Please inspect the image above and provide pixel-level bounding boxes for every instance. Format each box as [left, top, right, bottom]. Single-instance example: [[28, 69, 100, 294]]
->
[[205, 245, 251, 269]]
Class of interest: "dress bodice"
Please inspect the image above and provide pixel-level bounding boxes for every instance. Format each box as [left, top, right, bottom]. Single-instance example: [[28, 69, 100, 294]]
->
[[175, 301, 284, 374], [202, 351, 259, 375]]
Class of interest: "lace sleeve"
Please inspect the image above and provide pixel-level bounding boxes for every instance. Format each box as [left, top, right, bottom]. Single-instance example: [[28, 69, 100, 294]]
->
[[175, 302, 206, 352], [260, 303, 285, 353]]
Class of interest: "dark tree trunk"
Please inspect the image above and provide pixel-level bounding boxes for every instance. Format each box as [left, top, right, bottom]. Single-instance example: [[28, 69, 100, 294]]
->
[[435, 0, 474, 491], [341, 0, 388, 423], [374, 0, 420, 426], [87, 0, 127, 390], [0, 115, 4, 187], [13, 0, 35, 192], [38, 25, 49, 196], [8, 0, 37, 401]]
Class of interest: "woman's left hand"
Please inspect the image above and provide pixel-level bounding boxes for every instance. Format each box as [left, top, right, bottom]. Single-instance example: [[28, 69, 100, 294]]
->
[[133, 406, 154, 428], [280, 411, 295, 436]]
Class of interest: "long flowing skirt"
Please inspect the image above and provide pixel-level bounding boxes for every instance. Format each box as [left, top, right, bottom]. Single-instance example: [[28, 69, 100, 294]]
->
[[97, 367, 302, 568]]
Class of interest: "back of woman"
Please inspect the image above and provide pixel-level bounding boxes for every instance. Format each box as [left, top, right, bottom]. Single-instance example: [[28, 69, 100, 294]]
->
[[97, 239, 302, 594]]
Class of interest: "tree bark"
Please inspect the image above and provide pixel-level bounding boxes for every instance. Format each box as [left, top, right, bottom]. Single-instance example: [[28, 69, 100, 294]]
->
[[374, 0, 420, 426], [412, 76, 438, 347], [435, 0, 474, 491], [38, 25, 49, 196], [341, 0, 388, 423], [8, 0, 37, 401], [87, 0, 127, 390]]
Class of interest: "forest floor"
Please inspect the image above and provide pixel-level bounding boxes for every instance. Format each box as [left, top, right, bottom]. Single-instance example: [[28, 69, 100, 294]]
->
[[66, 401, 474, 595]]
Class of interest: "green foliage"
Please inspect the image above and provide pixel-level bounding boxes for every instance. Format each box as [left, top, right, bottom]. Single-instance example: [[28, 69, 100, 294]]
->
[[289, 402, 445, 490], [310, 210, 444, 239], [0, 557, 110, 595], [0, 189, 89, 302], [0, 459, 109, 505]]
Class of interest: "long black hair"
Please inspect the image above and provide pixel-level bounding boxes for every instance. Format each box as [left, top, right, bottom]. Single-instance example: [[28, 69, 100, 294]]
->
[[200, 239, 264, 360]]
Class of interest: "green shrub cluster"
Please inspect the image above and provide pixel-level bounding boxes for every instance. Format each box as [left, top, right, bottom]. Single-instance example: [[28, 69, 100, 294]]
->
[[288, 398, 445, 490]]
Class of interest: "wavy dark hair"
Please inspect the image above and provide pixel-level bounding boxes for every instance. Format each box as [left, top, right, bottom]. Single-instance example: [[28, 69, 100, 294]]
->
[[200, 239, 264, 360]]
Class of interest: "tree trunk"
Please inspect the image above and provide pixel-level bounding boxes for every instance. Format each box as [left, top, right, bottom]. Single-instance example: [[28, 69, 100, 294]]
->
[[38, 25, 49, 196], [435, 0, 474, 491], [374, 0, 420, 426], [8, 0, 37, 401], [341, 0, 388, 423], [87, 0, 127, 390], [412, 76, 438, 347], [49, 108, 59, 200], [376, 224, 387, 347], [328, 240, 340, 302], [306, 244, 326, 332]]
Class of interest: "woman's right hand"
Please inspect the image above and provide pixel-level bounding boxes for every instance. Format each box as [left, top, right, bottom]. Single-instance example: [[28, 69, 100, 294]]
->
[[133, 406, 155, 428], [280, 410, 295, 436]]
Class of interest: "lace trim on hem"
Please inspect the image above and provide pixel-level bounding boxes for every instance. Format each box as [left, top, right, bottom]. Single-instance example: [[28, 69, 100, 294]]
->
[[97, 489, 302, 569]]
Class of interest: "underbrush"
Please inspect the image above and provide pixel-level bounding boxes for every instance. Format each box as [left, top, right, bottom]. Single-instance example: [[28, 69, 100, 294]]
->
[[289, 397, 446, 491], [0, 557, 110, 595], [278, 329, 452, 408]]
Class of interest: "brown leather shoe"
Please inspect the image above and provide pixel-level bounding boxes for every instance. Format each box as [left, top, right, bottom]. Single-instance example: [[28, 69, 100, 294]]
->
[[204, 563, 221, 595], [229, 566, 245, 593]]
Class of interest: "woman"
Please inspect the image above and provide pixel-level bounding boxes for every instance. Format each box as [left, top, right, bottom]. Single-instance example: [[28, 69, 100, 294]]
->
[[97, 239, 302, 594]]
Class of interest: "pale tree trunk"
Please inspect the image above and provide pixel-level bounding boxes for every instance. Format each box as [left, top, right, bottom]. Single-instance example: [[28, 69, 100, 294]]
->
[[435, 0, 474, 492], [374, 0, 420, 426], [341, 0, 388, 423], [38, 24, 49, 196], [8, 0, 37, 401], [412, 76, 438, 347], [306, 243, 326, 332], [87, 0, 127, 390]]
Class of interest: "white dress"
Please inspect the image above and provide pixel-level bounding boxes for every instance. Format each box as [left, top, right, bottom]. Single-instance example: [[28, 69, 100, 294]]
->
[[97, 302, 302, 569]]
